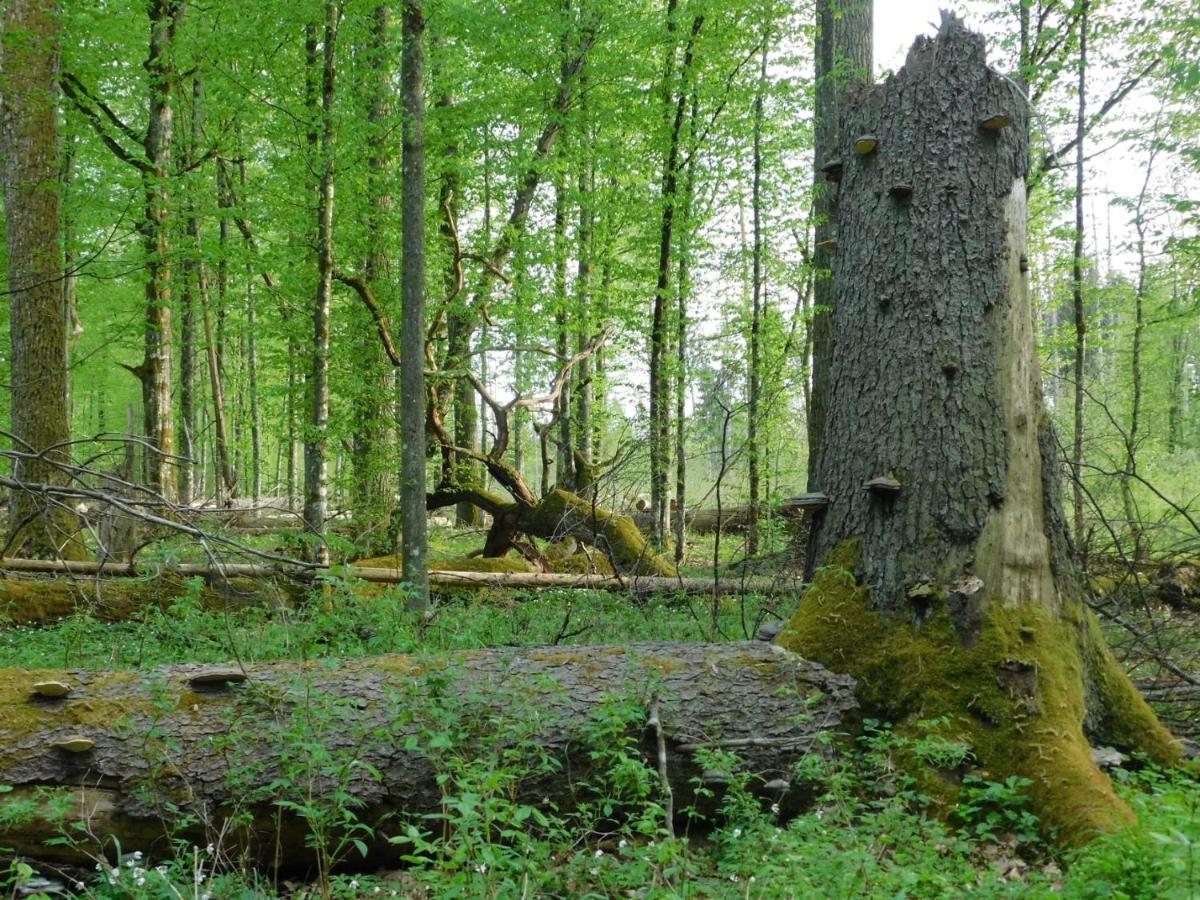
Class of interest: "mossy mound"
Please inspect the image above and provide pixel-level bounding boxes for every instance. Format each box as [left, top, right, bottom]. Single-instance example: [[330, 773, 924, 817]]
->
[[777, 540, 1181, 846], [353, 555, 537, 575], [549, 552, 615, 576]]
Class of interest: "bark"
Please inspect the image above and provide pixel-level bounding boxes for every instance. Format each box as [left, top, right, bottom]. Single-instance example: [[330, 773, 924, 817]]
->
[[0, 0, 83, 558], [0, 645, 853, 870], [350, 3, 399, 552], [649, 3, 701, 550], [554, 176, 574, 490], [304, 1, 339, 565], [1121, 146, 1156, 561], [1070, 2, 1089, 553], [781, 16, 1180, 846], [400, 0, 430, 607], [747, 26, 769, 557], [806, 0, 872, 484], [138, 0, 183, 503]]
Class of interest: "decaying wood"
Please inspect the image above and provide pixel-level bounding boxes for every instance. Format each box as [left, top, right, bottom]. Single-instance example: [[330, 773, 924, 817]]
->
[[0, 559, 805, 625], [0, 642, 856, 868]]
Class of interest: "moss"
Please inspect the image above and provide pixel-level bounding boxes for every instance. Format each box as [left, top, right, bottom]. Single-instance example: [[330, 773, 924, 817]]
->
[[0, 669, 152, 768], [529, 490, 677, 578], [432, 556, 537, 574], [0, 575, 301, 626], [548, 552, 615, 576], [354, 555, 537, 574], [778, 539, 1181, 847]]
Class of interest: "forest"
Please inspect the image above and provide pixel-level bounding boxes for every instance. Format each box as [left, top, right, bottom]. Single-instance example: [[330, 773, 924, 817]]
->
[[1, 0, 1199, 896]]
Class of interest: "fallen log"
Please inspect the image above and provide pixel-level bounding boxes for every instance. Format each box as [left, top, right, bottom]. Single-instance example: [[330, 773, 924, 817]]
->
[[0, 559, 806, 626], [0, 642, 856, 869]]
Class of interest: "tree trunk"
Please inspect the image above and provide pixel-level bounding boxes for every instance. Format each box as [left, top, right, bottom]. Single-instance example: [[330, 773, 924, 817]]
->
[[400, 0, 430, 608], [779, 16, 1179, 846], [304, 1, 338, 565], [138, 0, 182, 504], [1070, 1, 1089, 554], [649, 2, 701, 550], [747, 24, 769, 557], [0, 0, 83, 558], [0, 643, 854, 869], [554, 176, 574, 490], [350, 3, 398, 553], [806, 0, 872, 484]]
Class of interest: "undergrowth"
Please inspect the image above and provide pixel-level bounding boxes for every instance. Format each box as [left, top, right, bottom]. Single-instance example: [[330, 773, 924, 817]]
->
[[2, 529, 1198, 897]]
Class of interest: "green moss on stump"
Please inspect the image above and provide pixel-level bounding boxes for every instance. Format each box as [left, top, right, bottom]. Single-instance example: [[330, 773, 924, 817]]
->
[[777, 540, 1181, 846]]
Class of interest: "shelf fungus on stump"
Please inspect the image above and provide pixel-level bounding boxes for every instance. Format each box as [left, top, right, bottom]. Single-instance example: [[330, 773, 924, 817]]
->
[[853, 135, 879, 156]]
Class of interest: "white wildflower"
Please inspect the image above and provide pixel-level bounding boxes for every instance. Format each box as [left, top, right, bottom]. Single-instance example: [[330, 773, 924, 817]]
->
[[594, 848, 604, 858], [732, 828, 743, 839]]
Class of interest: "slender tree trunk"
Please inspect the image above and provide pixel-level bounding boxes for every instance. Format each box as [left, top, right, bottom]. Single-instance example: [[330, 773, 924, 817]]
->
[[139, 0, 183, 504], [673, 90, 699, 565], [1167, 279, 1186, 454], [650, 3, 702, 549], [747, 25, 769, 556], [806, 0, 872, 486], [1122, 146, 1156, 561], [1070, 1, 1089, 555], [400, 0, 429, 608], [351, 3, 398, 550], [782, 16, 1179, 846], [554, 175, 574, 490], [0, 0, 83, 558], [178, 245, 196, 504], [304, 0, 339, 565]]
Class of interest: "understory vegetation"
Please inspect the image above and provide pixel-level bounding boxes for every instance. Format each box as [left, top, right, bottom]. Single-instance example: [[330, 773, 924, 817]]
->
[[0, 534, 1196, 898]]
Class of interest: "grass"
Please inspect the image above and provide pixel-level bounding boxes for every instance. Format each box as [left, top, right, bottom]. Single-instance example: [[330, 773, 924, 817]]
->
[[2, 524, 1198, 897]]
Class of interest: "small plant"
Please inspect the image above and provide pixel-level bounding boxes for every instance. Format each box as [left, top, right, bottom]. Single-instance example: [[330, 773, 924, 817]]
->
[[955, 773, 1042, 845]]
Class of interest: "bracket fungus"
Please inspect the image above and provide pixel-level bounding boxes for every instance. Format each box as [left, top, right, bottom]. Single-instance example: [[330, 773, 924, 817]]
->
[[816, 238, 839, 252], [864, 475, 902, 496], [821, 159, 844, 183], [30, 681, 71, 699], [853, 135, 879, 156], [52, 736, 95, 753], [187, 669, 248, 688], [978, 113, 1013, 131]]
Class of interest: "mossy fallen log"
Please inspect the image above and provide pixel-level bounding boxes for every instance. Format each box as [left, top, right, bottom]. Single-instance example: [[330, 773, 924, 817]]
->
[[1, 560, 803, 626], [0, 642, 856, 869], [0, 573, 303, 625]]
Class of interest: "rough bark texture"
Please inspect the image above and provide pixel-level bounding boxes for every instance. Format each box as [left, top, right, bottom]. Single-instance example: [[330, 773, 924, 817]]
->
[[0, 643, 855, 868], [0, 0, 83, 558], [139, 0, 181, 503], [781, 17, 1180, 846], [806, 0, 872, 476], [400, 0, 429, 604], [304, 1, 338, 565]]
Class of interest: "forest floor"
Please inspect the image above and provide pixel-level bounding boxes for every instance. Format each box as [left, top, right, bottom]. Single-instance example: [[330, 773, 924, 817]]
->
[[2, 526, 1198, 897]]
